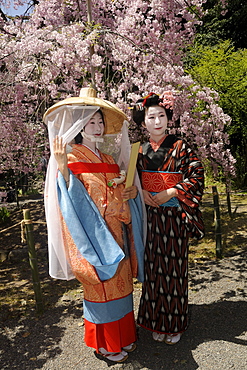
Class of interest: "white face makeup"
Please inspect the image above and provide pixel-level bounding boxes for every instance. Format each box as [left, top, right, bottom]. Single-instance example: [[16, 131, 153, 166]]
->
[[84, 111, 105, 137], [144, 105, 168, 142]]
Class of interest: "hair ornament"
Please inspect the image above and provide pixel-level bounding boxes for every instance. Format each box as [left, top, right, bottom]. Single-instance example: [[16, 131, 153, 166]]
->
[[159, 90, 174, 110], [132, 90, 174, 125], [135, 102, 144, 111], [142, 92, 156, 107]]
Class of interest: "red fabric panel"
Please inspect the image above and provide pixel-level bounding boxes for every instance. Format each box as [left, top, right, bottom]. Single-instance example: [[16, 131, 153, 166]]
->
[[142, 171, 183, 192], [68, 162, 120, 174], [84, 311, 137, 353]]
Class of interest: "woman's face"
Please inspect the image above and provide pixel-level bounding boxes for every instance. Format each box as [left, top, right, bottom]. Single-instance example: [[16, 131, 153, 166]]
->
[[84, 111, 105, 137], [144, 105, 168, 141]]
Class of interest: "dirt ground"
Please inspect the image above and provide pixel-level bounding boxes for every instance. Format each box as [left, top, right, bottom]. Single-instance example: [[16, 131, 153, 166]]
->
[[0, 195, 81, 321], [0, 192, 247, 321], [0, 195, 47, 261], [0, 193, 247, 369]]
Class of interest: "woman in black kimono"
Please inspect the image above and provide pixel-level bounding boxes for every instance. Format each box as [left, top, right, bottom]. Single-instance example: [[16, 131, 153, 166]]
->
[[132, 92, 204, 344]]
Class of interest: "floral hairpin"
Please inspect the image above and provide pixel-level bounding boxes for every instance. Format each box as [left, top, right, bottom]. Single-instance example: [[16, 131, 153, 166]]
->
[[159, 91, 174, 110], [142, 92, 156, 107]]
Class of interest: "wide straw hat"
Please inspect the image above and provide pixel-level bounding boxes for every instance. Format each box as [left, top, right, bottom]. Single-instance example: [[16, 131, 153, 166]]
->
[[43, 87, 127, 135]]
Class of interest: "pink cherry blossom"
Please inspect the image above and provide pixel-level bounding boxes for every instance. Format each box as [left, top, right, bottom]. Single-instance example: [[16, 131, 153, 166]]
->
[[0, 0, 234, 182]]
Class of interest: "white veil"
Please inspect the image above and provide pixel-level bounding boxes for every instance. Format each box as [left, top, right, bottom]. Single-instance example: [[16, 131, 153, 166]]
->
[[44, 103, 143, 280], [44, 105, 100, 279]]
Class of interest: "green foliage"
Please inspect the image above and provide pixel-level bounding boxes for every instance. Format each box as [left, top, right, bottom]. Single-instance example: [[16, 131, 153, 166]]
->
[[190, 191, 247, 262], [186, 40, 247, 187], [196, 0, 247, 49], [189, 1, 247, 187], [191, 42, 247, 136], [204, 172, 226, 194], [18, 187, 40, 196], [0, 207, 10, 224]]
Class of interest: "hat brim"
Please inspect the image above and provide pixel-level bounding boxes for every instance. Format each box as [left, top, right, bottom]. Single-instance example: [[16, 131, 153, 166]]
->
[[43, 96, 127, 135]]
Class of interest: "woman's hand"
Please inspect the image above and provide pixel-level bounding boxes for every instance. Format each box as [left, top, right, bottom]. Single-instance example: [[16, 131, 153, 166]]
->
[[152, 188, 177, 206], [142, 189, 160, 207], [53, 136, 69, 182], [142, 188, 177, 207], [122, 185, 138, 200]]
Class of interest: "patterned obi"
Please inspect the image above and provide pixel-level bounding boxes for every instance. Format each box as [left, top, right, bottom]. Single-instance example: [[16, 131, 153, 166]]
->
[[141, 170, 183, 207]]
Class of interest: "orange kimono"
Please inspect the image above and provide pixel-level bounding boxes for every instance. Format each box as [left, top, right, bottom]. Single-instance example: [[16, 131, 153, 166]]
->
[[58, 144, 140, 353]]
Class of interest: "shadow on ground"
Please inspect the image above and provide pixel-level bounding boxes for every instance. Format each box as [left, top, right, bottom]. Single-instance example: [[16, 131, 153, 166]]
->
[[0, 251, 246, 369]]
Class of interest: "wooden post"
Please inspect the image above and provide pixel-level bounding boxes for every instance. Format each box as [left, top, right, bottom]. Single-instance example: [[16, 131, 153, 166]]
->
[[212, 186, 222, 259], [225, 181, 232, 218], [226, 191, 232, 218], [15, 182, 19, 209], [23, 209, 44, 314]]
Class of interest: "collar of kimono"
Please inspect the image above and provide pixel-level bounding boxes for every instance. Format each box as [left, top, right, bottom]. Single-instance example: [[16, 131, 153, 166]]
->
[[150, 135, 167, 152], [68, 162, 120, 174]]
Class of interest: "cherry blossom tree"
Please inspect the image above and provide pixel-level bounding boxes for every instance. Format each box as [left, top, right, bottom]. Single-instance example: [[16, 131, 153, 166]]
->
[[0, 0, 235, 185]]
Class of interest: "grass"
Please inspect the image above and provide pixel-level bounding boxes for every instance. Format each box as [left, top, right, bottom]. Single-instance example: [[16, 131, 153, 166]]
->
[[0, 206, 11, 224], [0, 257, 82, 321], [189, 188, 247, 263]]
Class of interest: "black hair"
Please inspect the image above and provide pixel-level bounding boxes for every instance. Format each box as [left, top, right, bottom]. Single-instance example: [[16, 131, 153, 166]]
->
[[74, 132, 83, 144], [74, 108, 105, 144], [132, 94, 173, 125], [97, 109, 105, 127]]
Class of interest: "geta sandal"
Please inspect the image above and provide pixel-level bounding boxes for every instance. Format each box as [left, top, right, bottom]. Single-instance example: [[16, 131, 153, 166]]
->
[[98, 347, 128, 363], [165, 333, 181, 345], [122, 342, 137, 352], [152, 332, 166, 342]]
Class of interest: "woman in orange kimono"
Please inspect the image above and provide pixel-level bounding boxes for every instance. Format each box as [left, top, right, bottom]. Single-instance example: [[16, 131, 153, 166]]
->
[[44, 89, 144, 363]]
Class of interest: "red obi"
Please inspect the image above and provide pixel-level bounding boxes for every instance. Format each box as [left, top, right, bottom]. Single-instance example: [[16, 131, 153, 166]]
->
[[142, 170, 183, 192], [68, 162, 119, 174]]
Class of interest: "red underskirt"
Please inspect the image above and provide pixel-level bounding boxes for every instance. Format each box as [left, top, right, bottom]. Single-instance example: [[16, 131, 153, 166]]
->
[[84, 311, 137, 353]]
